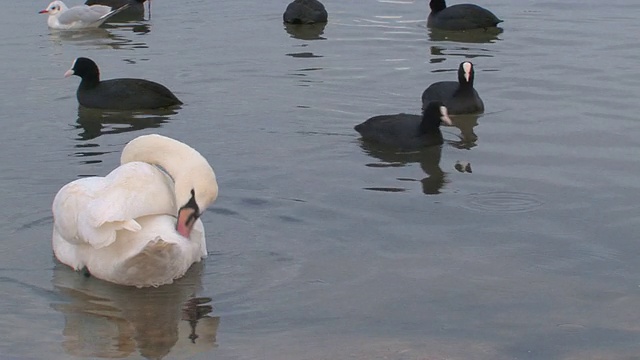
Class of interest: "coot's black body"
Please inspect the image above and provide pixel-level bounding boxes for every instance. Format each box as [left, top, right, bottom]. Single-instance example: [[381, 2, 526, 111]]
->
[[421, 61, 484, 115], [65, 57, 182, 110], [85, 0, 146, 20], [427, 0, 502, 30], [355, 102, 452, 150]]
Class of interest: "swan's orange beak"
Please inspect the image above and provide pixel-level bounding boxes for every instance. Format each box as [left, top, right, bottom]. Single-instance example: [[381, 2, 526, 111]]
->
[[177, 207, 198, 238]]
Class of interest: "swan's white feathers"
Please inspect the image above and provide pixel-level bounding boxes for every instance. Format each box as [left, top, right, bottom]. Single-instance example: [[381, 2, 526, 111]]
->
[[51, 134, 216, 288], [86, 162, 176, 228], [53, 162, 175, 250]]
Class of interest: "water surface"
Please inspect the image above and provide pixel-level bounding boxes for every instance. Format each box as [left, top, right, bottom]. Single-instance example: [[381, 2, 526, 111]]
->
[[1, 0, 640, 359]]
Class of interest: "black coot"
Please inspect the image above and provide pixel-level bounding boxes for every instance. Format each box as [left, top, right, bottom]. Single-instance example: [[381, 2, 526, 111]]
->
[[85, 0, 147, 19], [421, 61, 484, 115], [355, 102, 453, 150], [428, 0, 502, 30], [64, 57, 183, 110], [283, 0, 327, 24]]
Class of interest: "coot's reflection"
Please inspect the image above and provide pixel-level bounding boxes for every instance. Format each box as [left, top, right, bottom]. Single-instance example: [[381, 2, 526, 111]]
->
[[106, 22, 151, 35], [358, 141, 446, 195], [427, 27, 501, 64], [447, 114, 480, 150], [75, 106, 176, 141], [428, 27, 502, 44], [284, 22, 327, 40], [51, 262, 219, 359]]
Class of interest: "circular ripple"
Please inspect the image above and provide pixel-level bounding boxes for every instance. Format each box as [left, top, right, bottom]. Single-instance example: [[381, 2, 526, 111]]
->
[[463, 191, 544, 213]]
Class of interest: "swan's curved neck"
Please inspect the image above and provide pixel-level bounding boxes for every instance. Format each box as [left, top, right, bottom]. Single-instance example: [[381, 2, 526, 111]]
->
[[121, 142, 191, 182], [120, 134, 218, 212]]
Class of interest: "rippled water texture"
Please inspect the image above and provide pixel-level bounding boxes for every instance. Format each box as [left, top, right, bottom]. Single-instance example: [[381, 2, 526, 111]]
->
[[1, 0, 640, 359]]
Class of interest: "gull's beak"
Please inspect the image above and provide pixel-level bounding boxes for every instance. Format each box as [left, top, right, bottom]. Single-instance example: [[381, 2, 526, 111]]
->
[[64, 69, 74, 78], [38, 9, 49, 14]]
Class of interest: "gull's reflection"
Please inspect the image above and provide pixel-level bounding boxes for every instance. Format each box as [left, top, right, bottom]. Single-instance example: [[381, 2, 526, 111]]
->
[[51, 262, 219, 359], [48, 27, 114, 43], [75, 106, 176, 141], [447, 114, 480, 150], [46, 24, 149, 49], [358, 141, 447, 195], [284, 22, 327, 40]]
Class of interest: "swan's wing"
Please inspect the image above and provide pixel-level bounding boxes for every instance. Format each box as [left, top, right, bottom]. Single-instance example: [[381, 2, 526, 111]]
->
[[53, 162, 176, 249], [57, 5, 112, 25], [53, 177, 106, 246], [89, 162, 176, 226]]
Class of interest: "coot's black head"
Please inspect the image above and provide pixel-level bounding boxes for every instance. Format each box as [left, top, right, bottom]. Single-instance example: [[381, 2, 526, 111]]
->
[[429, 0, 447, 13], [64, 57, 100, 84], [458, 61, 475, 87], [420, 101, 452, 133]]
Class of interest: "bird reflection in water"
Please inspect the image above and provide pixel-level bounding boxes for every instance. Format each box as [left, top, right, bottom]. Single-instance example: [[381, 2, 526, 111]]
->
[[284, 22, 327, 40], [75, 106, 176, 141], [358, 113, 480, 194], [51, 261, 219, 359], [358, 141, 447, 195], [428, 27, 501, 64], [428, 27, 503, 44], [71, 107, 176, 167], [47, 24, 149, 49], [447, 114, 479, 150]]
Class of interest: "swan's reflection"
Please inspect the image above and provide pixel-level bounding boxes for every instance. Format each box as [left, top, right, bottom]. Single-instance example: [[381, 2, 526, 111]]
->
[[284, 22, 327, 40], [75, 106, 176, 141], [447, 114, 480, 150], [51, 262, 219, 359], [358, 141, 447, 195]]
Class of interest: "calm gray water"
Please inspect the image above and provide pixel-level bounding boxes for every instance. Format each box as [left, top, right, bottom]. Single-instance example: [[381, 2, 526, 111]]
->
[[1, 0, 640, 359]]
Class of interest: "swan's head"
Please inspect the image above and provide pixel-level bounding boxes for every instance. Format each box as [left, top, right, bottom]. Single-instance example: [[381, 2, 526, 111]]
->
[[120, 134, 218, 238], [39, 1, 67, 16], [173, 165, 218, 239]]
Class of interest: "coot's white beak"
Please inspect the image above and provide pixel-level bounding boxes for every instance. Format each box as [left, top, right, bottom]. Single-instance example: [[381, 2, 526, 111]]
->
[[64, 69, 74, 78], [440, 106, 453, 125], [462, 62, 472, 82]]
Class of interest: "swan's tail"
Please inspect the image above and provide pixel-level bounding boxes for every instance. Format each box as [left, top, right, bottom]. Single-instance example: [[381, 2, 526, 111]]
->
[[116, 237, 183, 287]]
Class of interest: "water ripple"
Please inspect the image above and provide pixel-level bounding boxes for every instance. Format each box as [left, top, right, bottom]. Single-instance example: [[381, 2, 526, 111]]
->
[[463, 191, 544, 213]]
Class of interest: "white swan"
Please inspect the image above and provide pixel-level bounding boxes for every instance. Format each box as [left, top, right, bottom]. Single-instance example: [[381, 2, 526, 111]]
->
[[52, 134, 218, 287]]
